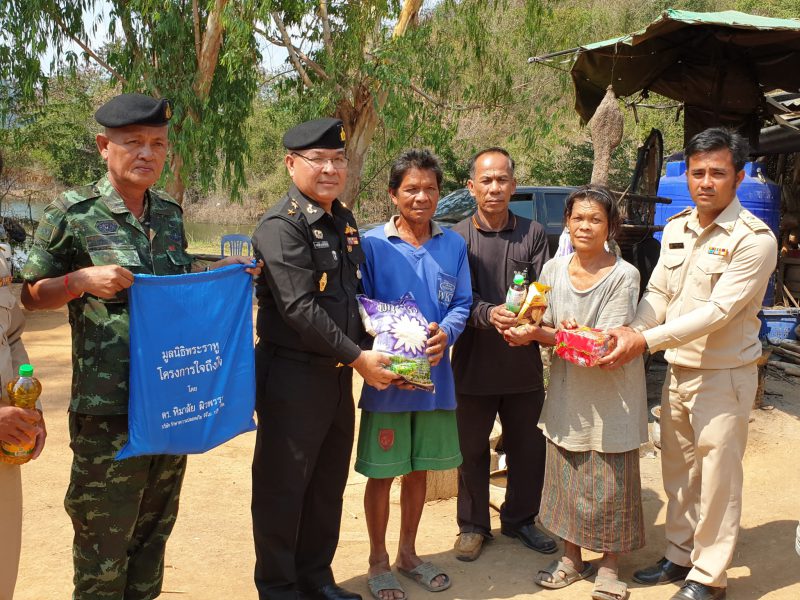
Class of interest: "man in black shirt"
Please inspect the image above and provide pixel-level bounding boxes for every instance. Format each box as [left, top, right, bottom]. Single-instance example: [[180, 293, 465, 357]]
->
[[451, 147, 557, 561], [251, 118, 398, 600]]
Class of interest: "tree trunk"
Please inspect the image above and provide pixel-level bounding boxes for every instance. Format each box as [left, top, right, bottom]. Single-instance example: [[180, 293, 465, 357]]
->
[[394, 0, 423, 36], [166, 151, 186, 204], [336, 89, 381, 209], [164, 0, 225, 204], [194, 0, 228, 99]]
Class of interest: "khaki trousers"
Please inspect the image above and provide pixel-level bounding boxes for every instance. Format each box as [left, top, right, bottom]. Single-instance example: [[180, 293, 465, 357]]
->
[[661, 363, 756, 588], [0, 462, 22, 600]]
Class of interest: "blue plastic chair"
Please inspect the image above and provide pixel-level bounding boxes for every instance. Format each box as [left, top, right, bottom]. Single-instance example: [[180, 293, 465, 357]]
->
[[220, 234, 253, 257]]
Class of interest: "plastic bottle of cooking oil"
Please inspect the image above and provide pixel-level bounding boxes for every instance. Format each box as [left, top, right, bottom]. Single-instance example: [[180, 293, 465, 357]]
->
[[0, 364, 42, 465]]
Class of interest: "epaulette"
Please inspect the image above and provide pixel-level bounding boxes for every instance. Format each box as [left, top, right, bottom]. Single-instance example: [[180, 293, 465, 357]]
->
[[150, 188, 183, 211], [739, 209, 772, 234], [267, 195, 305, 224], [666, 207, 692, 222], [52, 184, 99, 212], [282, 195, 306, 219]]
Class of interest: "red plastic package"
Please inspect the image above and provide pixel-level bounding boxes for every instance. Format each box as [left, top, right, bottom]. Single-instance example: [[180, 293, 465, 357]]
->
[[554, 327, 614, 367]]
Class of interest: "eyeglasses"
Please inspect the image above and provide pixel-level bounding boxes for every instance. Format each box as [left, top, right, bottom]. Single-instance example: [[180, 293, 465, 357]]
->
[[291, 152, 349, 170]]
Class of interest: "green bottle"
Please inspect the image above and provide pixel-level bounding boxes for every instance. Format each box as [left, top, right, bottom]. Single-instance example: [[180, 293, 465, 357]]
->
[[505, 272, 527, 314]]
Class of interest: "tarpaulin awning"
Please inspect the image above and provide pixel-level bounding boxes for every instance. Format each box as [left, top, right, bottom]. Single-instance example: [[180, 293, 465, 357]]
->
[[532, 9, 800, 142]]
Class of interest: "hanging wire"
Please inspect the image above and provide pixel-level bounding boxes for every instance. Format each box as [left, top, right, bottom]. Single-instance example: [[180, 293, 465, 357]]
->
[[609, 38, 620, 88], [527, 55, 574, 74]]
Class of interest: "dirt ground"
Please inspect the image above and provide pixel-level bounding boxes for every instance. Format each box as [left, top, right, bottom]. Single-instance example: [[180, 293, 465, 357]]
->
[[13, 304, 800, 600]]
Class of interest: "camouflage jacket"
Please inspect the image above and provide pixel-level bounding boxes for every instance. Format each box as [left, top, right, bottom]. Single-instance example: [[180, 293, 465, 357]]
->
[[21, 174, 194, 415]]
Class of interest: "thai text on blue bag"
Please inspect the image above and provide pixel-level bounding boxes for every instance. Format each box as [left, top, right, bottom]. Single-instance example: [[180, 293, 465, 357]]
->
[[117, 264, 257, 459]]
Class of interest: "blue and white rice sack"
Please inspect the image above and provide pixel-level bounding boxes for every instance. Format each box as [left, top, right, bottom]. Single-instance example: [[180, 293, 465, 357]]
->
[[357, 293, 434, 392]]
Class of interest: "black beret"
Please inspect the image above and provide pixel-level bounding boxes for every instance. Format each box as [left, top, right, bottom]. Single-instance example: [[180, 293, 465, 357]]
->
[[95, 93, 172, 128], [283, 118, 346, 151]]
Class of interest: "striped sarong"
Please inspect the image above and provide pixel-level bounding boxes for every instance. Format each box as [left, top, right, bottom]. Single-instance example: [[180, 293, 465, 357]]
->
[[539, 440, 645, 553]]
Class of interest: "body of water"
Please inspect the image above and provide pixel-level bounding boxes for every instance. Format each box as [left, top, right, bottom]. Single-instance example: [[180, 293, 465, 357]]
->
[[2, 199, 256, 271], [2, 199, 255, 242]]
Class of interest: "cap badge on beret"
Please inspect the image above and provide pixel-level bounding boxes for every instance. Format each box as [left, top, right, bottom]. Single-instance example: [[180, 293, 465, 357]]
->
[[283, 117, 346, 151], [95, 93, 172, 128]]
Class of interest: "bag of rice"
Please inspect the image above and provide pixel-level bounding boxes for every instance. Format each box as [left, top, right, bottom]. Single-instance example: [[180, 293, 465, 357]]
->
[[554, 326, 614, 367], [357, 293, 434, 392]]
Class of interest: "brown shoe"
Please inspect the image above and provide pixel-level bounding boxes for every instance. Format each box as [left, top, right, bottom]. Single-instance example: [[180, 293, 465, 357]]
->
[[454, 532, 484, 562]]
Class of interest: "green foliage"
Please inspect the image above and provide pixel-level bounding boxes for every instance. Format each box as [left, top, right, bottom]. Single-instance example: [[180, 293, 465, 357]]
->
[[725, 0, 800, 19], [8, 69, 107, 186], [240, 89, 295, 208], [529, 137, 638, 190], [444, 0, 740, 190], [0, 0, 263, 200], [261, 0, 546, 209], [2, 0, 797, 219]]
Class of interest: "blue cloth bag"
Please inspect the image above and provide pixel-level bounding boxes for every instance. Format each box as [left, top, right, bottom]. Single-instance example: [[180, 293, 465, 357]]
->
[[117, 264, 257, 459]]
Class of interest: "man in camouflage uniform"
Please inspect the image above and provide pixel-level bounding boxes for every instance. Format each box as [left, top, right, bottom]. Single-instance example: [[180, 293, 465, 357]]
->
[[20, 93, 258, 600]]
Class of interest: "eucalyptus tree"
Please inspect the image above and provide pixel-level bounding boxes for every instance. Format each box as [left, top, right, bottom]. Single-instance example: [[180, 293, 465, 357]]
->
[[2, 0, 541, 208], [258, 0, 543, 207], [1, 0, 261, 203]]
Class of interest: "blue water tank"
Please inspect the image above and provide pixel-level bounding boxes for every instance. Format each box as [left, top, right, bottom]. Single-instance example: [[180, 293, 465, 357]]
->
[[655, 160, 781, 304]]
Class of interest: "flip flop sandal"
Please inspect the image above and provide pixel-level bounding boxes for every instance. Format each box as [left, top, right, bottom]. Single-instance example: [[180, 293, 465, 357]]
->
[[591, 575, 628, 600], [396, 561, 451, 592], [367, 571, 407, 600], [534, 559, 596, 590]]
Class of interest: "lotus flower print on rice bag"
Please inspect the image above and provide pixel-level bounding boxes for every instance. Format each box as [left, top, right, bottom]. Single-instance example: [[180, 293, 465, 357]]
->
[[357, 293, 434, 392]]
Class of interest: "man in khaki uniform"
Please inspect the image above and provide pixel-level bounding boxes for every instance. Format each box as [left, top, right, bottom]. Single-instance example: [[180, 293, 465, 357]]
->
[[0, 238, 46, 600], [599, 128, 777, 600]]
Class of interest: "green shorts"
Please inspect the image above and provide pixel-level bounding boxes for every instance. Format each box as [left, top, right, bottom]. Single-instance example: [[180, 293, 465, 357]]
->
[[355, 409, 462, 479]]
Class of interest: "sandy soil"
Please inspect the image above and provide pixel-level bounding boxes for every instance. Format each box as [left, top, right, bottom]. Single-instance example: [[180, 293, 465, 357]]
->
[[13, 304, 800, 600]]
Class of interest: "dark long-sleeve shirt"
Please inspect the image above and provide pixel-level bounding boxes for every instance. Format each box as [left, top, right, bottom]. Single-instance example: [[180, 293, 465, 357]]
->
[[451, 211, 549, 395], [252, 185, 365, 365]]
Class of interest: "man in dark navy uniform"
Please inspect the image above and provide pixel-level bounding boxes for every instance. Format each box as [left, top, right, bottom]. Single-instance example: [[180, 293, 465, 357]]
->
[[251, 118, 398, 600]]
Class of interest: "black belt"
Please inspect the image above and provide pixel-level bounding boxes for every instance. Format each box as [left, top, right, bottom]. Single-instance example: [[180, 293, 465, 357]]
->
[[260, 343, 344, 368]]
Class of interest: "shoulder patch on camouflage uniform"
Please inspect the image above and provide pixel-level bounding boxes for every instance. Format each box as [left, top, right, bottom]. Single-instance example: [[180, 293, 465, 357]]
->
[[33, 222, 56, 247], [53, 184, 100, 213], [666, 207, 693, 222], [739, 209, 771, 233], [150, 189, 183, 211]]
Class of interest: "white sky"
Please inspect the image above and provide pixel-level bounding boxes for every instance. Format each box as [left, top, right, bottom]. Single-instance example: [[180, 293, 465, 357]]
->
[[42, 3, 288, 75], [42, 1, 440, 76]]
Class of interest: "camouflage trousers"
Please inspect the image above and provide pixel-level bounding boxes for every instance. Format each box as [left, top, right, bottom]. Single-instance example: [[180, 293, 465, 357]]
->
[[65, 412, 187, 600]]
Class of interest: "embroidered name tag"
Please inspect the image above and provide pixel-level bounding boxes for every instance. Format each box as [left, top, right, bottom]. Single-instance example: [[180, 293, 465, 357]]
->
[[707, 246, 728, 256], [668, 242, 684, 249], [313, 240, 330, 249], [96, 220, 119, 234]]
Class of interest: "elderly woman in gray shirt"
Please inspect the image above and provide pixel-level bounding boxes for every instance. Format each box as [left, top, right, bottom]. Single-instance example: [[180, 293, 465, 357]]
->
[[505, 185, 647, 600]]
